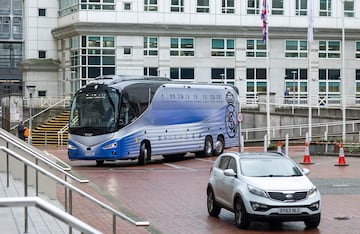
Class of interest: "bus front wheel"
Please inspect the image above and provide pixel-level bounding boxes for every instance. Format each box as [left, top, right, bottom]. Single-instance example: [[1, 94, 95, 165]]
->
[[139, 142, 150, 165]]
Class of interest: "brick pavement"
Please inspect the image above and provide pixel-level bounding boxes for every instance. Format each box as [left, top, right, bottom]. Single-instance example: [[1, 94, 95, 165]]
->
[[42, 145, 360, 234]]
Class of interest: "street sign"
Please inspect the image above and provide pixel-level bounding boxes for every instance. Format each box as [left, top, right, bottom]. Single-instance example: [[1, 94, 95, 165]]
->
[[237, 112, 243, 123]]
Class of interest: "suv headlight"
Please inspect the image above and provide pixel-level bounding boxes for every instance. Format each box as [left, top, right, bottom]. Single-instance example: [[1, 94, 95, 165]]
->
[[248, 185, 268, 198], [308, 186, 318, 198]]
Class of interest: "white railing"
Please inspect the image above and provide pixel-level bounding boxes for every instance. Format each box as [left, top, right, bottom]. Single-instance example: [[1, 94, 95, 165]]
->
[[242, 119, 360, 143], [1, 146, 150, 234], [22, 96, 72, 108], [58, 123, 69, 146], [0, 197, 102, 234]]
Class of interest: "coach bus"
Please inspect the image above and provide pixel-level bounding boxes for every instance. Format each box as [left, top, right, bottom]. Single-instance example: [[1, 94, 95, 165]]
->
[[68, 75, 240, 166]]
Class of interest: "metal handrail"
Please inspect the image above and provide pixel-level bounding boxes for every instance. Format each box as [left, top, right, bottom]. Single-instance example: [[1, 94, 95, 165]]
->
[[0, 128, 89, 184], [58, 123, 69, 146], [242, 119, 360, 142], [10, 97, 71, 131], [0, 146, 150, 234], [0, 197, 102, 234]]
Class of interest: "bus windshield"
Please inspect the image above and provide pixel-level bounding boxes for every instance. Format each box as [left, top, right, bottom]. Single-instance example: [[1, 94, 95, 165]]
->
[[69, 86, 119, 136]]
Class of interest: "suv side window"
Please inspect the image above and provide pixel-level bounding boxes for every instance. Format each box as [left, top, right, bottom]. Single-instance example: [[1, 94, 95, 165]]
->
[[218, 156, 230, 170], [228, 157, 237, 174]]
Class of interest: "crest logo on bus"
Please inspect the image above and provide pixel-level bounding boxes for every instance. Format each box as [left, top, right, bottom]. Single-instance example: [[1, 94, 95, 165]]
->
[[225, 92, 237, 138]]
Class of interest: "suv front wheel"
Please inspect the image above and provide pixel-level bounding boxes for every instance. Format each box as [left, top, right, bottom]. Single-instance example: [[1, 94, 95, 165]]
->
[[234, 197, 250, 229], [207, 187, 221, 217], [304, 213, 321, 228]]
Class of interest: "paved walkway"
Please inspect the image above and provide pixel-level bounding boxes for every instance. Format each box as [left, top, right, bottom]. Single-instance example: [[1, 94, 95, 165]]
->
[[40, 145, 360, 234]]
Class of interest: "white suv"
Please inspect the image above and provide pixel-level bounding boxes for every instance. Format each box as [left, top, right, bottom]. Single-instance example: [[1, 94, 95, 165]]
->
[[207, 152, 321, 229]]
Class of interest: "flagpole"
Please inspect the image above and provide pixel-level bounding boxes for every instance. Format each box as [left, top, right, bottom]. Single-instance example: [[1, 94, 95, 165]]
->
[[266, 27, 270, 145], [308, 42, 312, 142], [307, 0, 313, 142], [261, 0, 270, 146]]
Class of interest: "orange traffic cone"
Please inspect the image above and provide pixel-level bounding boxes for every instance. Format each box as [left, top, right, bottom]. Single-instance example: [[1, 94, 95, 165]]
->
[[301, 142, 313, 164], [277, 141, 282, 153], [335, 143, 349, 166]]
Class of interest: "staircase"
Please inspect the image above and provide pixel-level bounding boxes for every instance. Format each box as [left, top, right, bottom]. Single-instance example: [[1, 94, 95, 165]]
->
[[31, 111, 70, 146]]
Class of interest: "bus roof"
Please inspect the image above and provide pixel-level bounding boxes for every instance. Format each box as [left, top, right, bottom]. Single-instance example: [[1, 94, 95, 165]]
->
[[85, 75, 238, 93]]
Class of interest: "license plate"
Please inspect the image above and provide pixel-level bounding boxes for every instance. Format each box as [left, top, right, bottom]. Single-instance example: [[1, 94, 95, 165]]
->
[[85, 151, 95, 156], [279, 207, 301, 214]]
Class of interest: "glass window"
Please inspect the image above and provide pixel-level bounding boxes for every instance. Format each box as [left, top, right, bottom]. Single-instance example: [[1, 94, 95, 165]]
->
[[144, 67, 158, 76], [246, 39, 266, 57], [70, 35, 115, 85], [170, 67, 195, 80], [0, 17, 11, 34], [79, 0, 115, 11], [211, 68, 235, 85], [144, 0, 158, 11], [356, 42, 360, 58], [38, 50, 46, 58], [343, 0, 354, 17], [295, 0, 307, 16], [123, 47, 132, 55], [171, 0, 184, 12], [247, 0, 260, 14], [124, 2, 131, 10], [285, 40, 308, 58], [246, 68, 267, 102], [222, 0, 235, 14], [38, 8, 46, 16], [12, 17, 22, 35], [319, 0, 331, 16], [197, 0, 209, 13], [318, 68, 340, 105], [212, 39, 235, 57], [284, 69, 308, 104], [272, 0, 284, 15], [319, 40, 340, 58], [170, 38, 194, 56], [144, 37, 158, 56]]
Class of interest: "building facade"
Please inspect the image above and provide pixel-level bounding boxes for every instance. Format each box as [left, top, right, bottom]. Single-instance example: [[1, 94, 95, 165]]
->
[[3, 0, 360, 108]]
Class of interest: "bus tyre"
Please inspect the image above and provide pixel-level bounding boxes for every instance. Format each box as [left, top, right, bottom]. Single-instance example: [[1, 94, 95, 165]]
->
[[204, 136, 213, 157], [213, 136, 224, 156], [96, 160, 104, 166], [139, 142, 150, 166]]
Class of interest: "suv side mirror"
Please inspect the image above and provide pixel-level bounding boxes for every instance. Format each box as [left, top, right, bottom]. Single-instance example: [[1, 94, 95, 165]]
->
[[224, 168, 236, 177]]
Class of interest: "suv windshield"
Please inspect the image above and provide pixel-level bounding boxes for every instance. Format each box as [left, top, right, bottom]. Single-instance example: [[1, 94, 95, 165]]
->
[[69, 85, 119, 136], [240, 158, 302, 177]]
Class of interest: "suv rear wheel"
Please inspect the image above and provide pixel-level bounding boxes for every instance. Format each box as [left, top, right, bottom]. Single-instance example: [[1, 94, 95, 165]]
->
[[234, 197, 250, 229]]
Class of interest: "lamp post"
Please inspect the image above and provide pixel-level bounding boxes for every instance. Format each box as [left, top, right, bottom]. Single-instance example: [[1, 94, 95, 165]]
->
[[341, 0, 353, 143], [26, 85, 36, 145]]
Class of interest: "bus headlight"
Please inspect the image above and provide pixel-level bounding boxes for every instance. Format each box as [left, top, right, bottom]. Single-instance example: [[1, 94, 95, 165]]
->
[[103, 142, 117, 150], [68, 144, 77, 150]]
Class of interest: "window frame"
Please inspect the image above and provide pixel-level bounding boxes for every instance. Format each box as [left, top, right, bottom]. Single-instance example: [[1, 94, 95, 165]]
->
[[319, 40, 340, 58], [246, 39, 267, 57], [285, 40, 308, 58], [170, 37, 195, 57], [144, 36, 158, 56], [211, 38, 235, 57]]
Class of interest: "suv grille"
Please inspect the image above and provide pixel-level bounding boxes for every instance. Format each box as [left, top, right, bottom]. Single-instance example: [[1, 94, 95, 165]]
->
[[268, 191, 308, 201]]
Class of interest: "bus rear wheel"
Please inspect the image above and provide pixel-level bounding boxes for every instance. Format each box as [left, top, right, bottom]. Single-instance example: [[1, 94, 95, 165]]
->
[[196, 136, 213, 157], [213, 136, 224, 156]]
